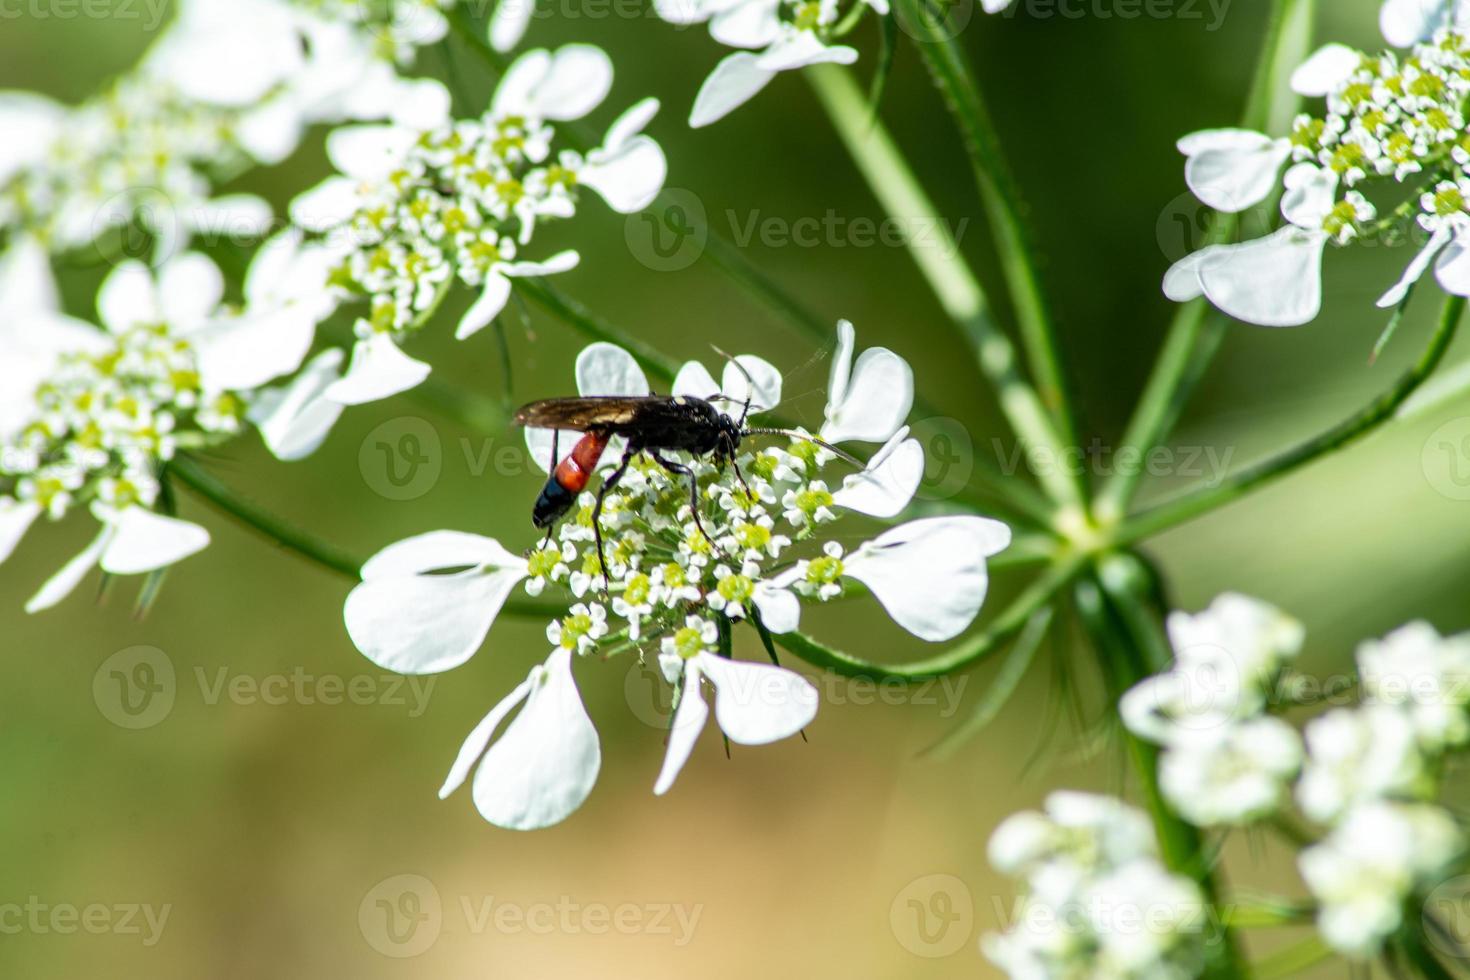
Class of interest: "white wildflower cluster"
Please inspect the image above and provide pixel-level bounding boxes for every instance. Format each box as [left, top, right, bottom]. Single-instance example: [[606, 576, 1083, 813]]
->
[[0, 245, 329, 612], [1120, 593, 1305, 828], [285, 45, 668, 408], [982, 791, 1208, 980], [1110, 596, 1470, 962], [658, 0, 1016, 127], [340, 322, 1013, 829], [1165, 24, 1470, 327], [0, 0, 454, 262]]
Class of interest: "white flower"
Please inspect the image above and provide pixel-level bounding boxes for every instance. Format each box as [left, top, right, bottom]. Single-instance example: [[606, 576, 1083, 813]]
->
[[438, 647, 601, 830], [344, 531, 530, 674], [819, 319, 914, 444], [1156, 718, 1302, 826], [1380, 0, 1469, 47], [0, 91, 64, 186], [1299, 801, 1463, 957], [1176, 129, 1292, 213], [829, 426, 924, 518], [1165, 163, 1362, 327], [1296, 705, 1432, 824], [248, 349, 348, 461], [1357, 620, 1470, 750], [653, 619, 819, 794], [1120, 593, 1303, 739], [524, 342, 654, 473], [1290, 44, 1364, 97], [25, 505, 210, 613], [756, 515, 1011, 639]]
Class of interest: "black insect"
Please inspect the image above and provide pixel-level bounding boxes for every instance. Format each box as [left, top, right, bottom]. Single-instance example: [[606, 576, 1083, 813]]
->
[[514, 365, 858, 583]]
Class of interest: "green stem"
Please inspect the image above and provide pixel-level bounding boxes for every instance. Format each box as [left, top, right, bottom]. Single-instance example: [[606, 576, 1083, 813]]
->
[[805, 62, 1085, 513], [892, 0, 1077, 447], [775, 555, 1082, 680], [1095, 0, 1317, 523], [172, 456, 565, 617], [172, 455, 365, 579], [1117, 295, 1466, 546]]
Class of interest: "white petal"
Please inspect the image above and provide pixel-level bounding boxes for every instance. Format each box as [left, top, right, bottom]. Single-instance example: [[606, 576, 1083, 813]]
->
[[1379, 225, 1452, 308], [248, 348, 346, 460], [289, 177, 362, 232], [1280, 163, 1338, 229], [581, 136, 668, 214], [654, 659, 710, 795], [439, 676, 535, 798], [344, 565, 527, 674], [97, 260, 159, 333], [755, 33, 858, 71], [325, 335, 432, 405], [0, 499, 42, 565], [672, 361, 720, 399], [235, 98, 305, 165], [1381, 0, 1448, 46], [709, 0, 780, 48], [360, 530, 527, 580], [700, 653, 818, 744], [576, 342, 649, 395], [1195, 227, 1327, 328], [389, 79, 452, 131], [496, 45, 613, 121], [1291, 44, 1363, 96], [832, 433, 923, 517], [492, 48, 551, 116], [158, 252, 224, 330], [25, 527, 111, 614], [1434, 231, 1470, 295], [470, 648, 601, 829], [844, 516, 1012, 641], [604, 97, 660, 152], [827, 317, 855, 407], [457, 272, 513, 340], [1179, 129, 1290, 213], [0, 235, 60, 315], [327, 124, 419, 181], [722, 355, 782, 414], [653, 0, 719, 25], [690, 52, 776, 128], [99, 507, 210, 575], [489, 0, 536, 52], [752, 582, 801, 634], [500, 250, 581, 278], [1163, 249, 1213, 302], [819, 345, 914, 444], [0, 91, 63, 185]]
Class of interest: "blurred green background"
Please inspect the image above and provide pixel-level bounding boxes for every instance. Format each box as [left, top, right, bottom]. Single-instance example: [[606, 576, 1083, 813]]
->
[[3, 1, 1468, 976]]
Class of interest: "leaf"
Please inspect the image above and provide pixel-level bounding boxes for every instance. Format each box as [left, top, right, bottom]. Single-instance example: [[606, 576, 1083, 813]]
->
[[1370, 283, 1415, 365], [916, 606, 1053, 761]]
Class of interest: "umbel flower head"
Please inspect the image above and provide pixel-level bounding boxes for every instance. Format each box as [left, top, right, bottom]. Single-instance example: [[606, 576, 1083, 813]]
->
[[283, 44, 667, 411], [342, 322, 1012, 829], [1165, 26, 1470, 327], [0, 246, 324, 612]]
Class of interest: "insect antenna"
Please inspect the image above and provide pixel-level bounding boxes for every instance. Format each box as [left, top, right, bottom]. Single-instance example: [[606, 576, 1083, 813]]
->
[[709, 344, 754, 426], [742, 427, 865, 468]]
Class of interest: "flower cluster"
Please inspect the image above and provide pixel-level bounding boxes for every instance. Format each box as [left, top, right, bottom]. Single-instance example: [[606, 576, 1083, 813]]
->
[[657, 0, 1016, 126], [0, 0, 452, 261], [983, 792, 1208, 979], [1165, 23, 1470, 327], [1111, 597, 1470, 961], [341, 322, 1012, 829], [285, 45, 667, 408], [1120, 593, 1305, 827], [0, 246, 328, 611]]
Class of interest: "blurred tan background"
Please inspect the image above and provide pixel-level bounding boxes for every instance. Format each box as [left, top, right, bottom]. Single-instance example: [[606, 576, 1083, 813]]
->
[[3, 1, 1469, 976]]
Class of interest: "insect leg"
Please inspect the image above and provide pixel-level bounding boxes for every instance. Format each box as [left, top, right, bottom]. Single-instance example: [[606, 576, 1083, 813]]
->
[[649, 450, 725, 560], [592, 444, 637, 586]]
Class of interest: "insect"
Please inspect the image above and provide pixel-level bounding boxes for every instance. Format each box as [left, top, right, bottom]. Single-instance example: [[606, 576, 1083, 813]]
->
[[514, 362, 859, 583]]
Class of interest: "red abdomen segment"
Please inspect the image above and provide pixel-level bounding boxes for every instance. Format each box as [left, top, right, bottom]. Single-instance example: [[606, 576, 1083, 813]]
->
[[556, 431, 610, 493]]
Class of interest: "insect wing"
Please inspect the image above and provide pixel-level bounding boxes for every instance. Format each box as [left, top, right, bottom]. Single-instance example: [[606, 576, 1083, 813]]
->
[[513, 396, 660, 431]]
